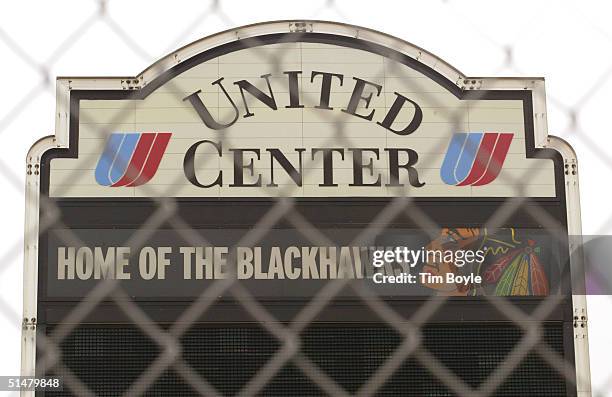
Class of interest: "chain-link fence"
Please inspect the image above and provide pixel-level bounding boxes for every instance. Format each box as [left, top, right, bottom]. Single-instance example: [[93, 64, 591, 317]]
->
[[1, 1, 612, 396]]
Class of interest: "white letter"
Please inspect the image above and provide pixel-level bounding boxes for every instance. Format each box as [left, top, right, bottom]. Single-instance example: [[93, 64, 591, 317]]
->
[[157, 247, 172, 279], [180, 247, 195, 279], [372, 250, 384, 267], [57, 247, 75, 280], [116, 247, 131, 279], [75, 247, 93, 280], [237, 247, 254, 279]]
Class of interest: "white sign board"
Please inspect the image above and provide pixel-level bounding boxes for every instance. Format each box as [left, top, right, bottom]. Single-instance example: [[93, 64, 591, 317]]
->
[[47, 40, 556, 198]]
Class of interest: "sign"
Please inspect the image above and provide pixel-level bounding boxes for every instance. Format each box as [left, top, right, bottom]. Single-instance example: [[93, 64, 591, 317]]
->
[[22, 21, 588, 396], [46, 37, 557, 198], [46, 228, 562, 298], [27, 21, 576, 301], [32, 22, 573, 300]]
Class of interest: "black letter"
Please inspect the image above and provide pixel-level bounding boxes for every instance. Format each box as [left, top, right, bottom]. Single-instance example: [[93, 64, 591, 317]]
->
[[284, 71, 304, 109], [341, 77, 382, 121], [183, 78, 239, 130], [349, 148, 382, 186], [311, 71, 344, 110], [385, 148, 425, 187], [184, 140, 222, 188], [267, 148, 305, 187], [311, 148, 344, 186], [234, 74, 277, 118], [377, 92, 423, 135], [229, 149, 262, 187]]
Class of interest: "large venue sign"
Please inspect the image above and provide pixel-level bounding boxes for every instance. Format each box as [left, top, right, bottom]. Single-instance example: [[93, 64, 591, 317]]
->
[[49, 40, 556, 198], [22, 21, 590, 396]]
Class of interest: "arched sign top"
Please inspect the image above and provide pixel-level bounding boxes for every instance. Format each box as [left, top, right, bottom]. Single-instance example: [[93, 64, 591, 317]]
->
[[137, 20, 467, 93], [40, 20, 564, 200]]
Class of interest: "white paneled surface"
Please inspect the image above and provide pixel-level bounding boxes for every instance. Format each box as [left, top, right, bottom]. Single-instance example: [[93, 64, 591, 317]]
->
[[49, 43, 555, 197]]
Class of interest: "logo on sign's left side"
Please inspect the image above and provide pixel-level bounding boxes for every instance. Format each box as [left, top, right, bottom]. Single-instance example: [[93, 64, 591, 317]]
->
[[95, 132, 171, 187]]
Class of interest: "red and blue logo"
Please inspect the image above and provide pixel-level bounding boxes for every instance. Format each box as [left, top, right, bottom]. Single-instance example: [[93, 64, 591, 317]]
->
[[440, 132, 513, 186], [95, 132, 171, 187]]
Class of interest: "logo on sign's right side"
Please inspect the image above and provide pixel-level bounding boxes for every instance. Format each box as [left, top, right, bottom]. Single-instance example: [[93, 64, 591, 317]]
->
[[440, 132, 513, 186]]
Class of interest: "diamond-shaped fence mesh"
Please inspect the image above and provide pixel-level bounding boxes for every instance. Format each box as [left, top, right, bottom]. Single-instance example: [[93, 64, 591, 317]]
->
[[0, 1, 611, 396]]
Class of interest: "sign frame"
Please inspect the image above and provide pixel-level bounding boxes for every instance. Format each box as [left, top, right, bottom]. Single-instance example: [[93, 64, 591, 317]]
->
[[21, 20, 590, 396]]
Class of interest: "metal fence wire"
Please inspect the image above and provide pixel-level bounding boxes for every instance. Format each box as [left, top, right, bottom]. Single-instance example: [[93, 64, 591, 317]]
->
[[1, 0, 610, 396]]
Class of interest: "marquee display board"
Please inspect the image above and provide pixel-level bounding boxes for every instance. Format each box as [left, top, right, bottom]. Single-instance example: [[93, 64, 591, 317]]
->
[[22, 21, 590, 396]]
